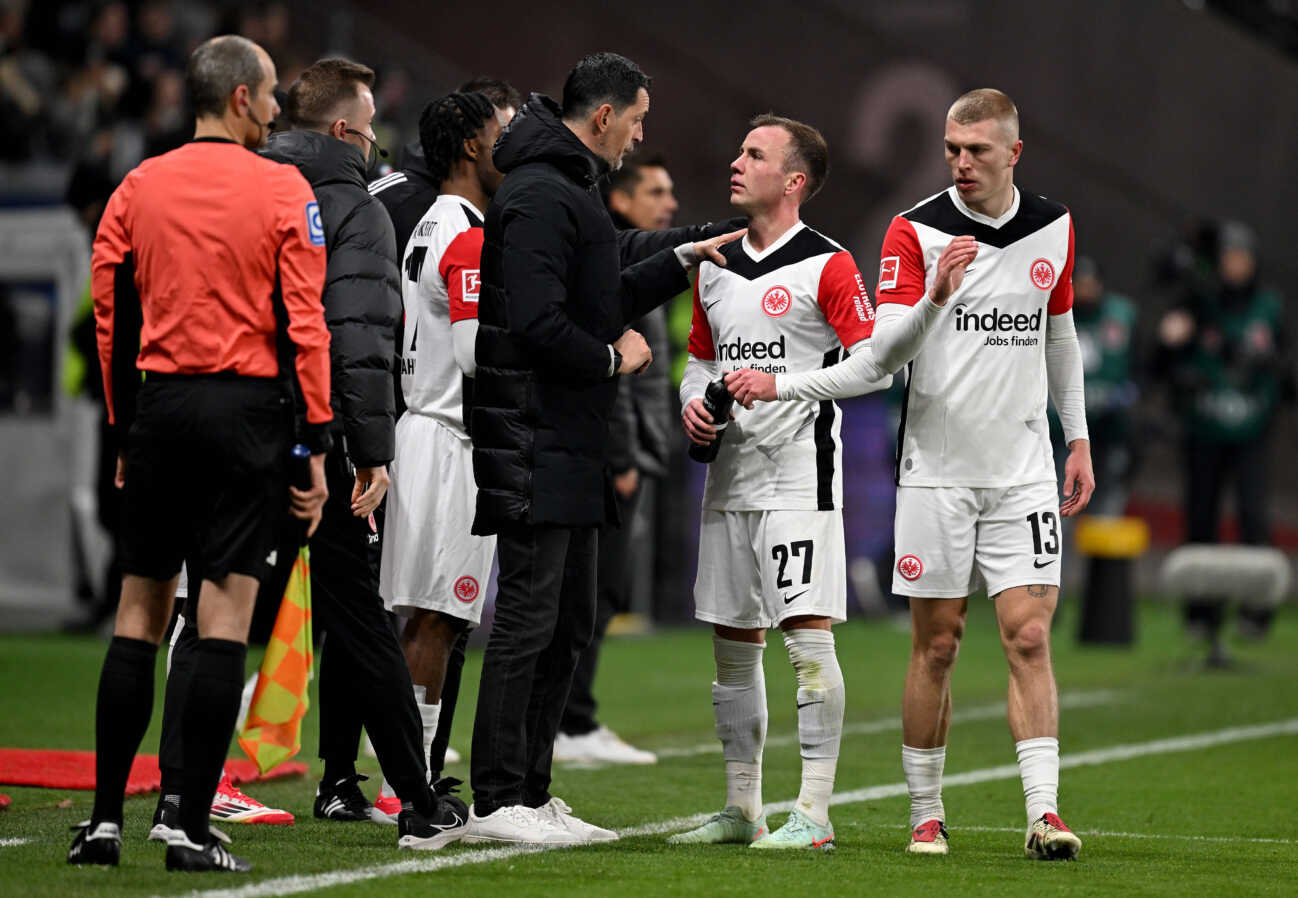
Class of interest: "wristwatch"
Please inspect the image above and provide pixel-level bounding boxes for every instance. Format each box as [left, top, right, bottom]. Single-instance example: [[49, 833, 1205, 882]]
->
[[610, 347, 623, 376]]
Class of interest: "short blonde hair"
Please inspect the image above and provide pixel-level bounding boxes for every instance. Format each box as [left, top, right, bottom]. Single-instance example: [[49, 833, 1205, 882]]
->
[[947, 88, 1019, 141]]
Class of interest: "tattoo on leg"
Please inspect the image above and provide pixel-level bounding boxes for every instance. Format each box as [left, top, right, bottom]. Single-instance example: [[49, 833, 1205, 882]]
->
[[1027, 584, 1049, 598]]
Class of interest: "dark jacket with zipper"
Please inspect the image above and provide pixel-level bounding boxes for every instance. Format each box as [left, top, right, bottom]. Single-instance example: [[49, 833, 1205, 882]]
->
[[472, 93, 736, 534], [262, 129, 401, 467]]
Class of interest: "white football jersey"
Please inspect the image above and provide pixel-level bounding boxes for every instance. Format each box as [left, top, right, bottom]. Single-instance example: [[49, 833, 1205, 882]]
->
[[689, 221, 875, 511], [876, 186, 1075, 488], [400, 194, 483, 439]]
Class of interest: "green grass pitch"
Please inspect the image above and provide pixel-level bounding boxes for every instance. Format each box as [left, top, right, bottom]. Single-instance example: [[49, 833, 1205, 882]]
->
[[1, 598, 1295, 896]]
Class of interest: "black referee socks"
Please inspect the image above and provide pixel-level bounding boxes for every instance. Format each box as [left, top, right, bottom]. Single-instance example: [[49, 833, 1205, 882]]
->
[[179, 638, 247, 844], [91, 636, 159, 828]]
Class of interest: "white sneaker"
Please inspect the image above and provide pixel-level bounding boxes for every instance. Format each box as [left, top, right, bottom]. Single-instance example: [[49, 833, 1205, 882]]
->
[[460, 804, 580, 845], [445, 746, 462, 764], [537, 797, 618, 843], [554, 726, 657, 765]]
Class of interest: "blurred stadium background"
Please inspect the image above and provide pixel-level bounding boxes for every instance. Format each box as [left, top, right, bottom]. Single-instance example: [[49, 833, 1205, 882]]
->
[[2, 0, 1294, 635]]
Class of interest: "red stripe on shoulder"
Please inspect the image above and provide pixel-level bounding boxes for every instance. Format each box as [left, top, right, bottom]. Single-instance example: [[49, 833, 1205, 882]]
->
[[875, 216, 926, 307]]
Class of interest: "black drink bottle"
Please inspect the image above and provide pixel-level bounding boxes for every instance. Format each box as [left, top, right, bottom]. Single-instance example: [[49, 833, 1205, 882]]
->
[[688, 377, 734, 464]]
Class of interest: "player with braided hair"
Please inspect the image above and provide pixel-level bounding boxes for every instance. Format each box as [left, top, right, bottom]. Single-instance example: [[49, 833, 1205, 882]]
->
[[372, 90, 512, 823]]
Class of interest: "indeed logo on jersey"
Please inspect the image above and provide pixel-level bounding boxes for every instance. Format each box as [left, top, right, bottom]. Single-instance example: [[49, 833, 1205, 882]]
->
[[717, 334, 788, 373], [953, 304, 1041, 347]]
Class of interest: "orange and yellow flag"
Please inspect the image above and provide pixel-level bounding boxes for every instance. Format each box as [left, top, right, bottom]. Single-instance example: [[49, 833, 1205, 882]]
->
[[238, 547, 313, 774]]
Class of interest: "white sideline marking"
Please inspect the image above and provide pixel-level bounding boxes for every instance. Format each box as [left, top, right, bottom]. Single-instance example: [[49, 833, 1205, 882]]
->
[[649, 689, 1120, 760], [844, 823, 1298, 846], [0, 838, 30, 847], [164, 716, 1298, 898]]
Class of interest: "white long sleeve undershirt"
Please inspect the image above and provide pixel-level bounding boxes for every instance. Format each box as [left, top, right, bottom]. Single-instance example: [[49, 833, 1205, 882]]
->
[[680, 354, 718, 409], [1045, 309, 1088, 445], [451, 319, 478, 377], [774, 339, 892, 401]]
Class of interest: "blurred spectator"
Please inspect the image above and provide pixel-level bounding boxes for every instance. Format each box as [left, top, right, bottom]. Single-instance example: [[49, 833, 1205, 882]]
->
[[1049, 256, 1138, 516], [1155, 220, 1294, 639]]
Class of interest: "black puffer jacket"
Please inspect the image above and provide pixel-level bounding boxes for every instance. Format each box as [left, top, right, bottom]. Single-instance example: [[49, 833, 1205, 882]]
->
[[472, 93, 735, 533], [262, 130, 401, 467]]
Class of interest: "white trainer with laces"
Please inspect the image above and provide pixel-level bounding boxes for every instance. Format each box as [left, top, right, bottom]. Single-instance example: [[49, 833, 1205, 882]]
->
[[538, 797, 619, 843], [553, 726, 657, 765], [460, 803, 581, 845]]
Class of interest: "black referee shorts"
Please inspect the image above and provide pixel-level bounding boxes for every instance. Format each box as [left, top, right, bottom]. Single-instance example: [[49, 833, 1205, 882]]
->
[[119, 374, 293, 584]]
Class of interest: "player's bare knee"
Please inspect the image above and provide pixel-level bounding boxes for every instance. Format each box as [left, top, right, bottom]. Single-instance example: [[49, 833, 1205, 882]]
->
[[921, 631, 962, 672], [1005, 619, 1050, 663]]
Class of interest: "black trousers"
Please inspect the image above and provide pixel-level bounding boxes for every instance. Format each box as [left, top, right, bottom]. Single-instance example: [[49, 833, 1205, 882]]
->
[[311, 447, 428, 800], [471, 523, 598, 815], [1182, 436, 1273, 631], [560, 487, 636, 736], [158, 448, 431, 802]]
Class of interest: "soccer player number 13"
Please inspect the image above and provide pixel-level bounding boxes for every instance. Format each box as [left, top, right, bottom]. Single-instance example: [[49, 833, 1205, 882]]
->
[[1026, 511, 1060, 556]]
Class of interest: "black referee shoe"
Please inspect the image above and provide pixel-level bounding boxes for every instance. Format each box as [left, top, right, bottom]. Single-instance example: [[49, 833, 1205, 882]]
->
[[164, 835, 251, 873], [314, 773, 374, 821], [67, 820, 121, 866]]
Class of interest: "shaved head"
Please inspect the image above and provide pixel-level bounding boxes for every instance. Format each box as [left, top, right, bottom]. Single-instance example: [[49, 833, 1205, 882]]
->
[[948, 88, 1019, 142]]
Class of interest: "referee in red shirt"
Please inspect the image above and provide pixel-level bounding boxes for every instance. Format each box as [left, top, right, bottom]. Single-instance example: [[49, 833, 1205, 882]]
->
[[68, 35, 331, 874]]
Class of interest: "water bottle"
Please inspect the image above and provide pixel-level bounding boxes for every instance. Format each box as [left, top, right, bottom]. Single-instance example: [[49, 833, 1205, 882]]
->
[[688, 377, 734, 464]]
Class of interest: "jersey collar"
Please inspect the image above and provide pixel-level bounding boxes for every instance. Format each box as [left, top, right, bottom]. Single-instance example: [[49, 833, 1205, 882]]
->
[[741, 220, 805, 262], [947, 185, 1020, 229]]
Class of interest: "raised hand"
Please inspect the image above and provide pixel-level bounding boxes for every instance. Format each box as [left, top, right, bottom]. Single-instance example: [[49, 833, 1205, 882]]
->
[[928, 235, 978, 306]]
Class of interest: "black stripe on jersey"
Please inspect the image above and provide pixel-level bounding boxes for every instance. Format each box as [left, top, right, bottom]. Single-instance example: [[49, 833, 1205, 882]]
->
[[459, 203, 484, 228], [903, 189, 1066, 249], [718, 227, 841, 281], [814, 348, 840, 511], [894, 360, 913, 486]]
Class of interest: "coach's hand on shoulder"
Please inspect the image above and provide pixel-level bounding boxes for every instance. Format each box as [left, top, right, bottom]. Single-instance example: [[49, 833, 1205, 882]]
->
[[725, 368, 776, 409], [290, 453, 329, 537], [351, 465, 390, 519], [614, 328, 652, 374], [1060, 439, 1095, 518], [928, 235, 979, 306], [692, 229, 747, 267]]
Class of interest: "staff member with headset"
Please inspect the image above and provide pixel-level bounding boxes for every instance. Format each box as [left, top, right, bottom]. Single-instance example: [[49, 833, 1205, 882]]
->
[[68, 35, 331, 874]]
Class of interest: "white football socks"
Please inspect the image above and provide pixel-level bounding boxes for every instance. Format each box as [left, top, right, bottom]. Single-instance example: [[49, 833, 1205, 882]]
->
[[784, 628, 844, 827], [712, 635, 767, 823], [902, 744, 946, 828], [1015, 736, 1060, 824], [380, 686, 442, 799]]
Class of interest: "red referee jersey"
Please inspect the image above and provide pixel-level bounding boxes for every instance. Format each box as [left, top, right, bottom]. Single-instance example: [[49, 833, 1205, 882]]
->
[[92, 137, 332, 427]]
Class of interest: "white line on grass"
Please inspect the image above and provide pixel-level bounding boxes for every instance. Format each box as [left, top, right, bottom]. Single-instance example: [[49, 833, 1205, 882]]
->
[[648, 688, 1120, 760], [0, 838, 30, 847], [164, 715, 1298, 898], [841, 823, 1298, 846]]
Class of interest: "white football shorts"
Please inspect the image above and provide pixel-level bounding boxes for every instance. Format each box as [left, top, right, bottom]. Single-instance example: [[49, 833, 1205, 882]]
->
[[694, 508, 847, 630], [892, 480, 1062, 598], [379, 413, 493, 625]]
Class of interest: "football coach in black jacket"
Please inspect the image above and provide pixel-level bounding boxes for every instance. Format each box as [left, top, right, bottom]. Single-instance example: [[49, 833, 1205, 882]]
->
[[261, 58, 463, 846], [467, 52, 744, 842]]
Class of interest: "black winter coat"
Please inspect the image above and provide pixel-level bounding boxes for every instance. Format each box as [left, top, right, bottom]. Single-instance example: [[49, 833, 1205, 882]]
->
[[262, 130, 401, 467], [472, 93, 734, 533]]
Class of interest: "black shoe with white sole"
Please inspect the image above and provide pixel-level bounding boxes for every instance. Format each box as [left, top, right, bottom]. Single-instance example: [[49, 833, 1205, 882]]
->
[[314, 773, 374, 822], [397, 796, 469, 850], [164, 835, 251, 873], [67, 821, 122, 866]]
